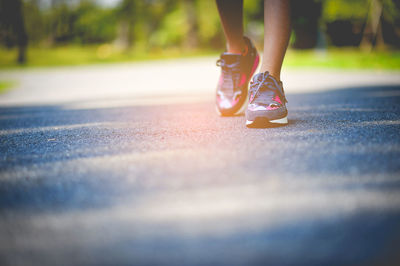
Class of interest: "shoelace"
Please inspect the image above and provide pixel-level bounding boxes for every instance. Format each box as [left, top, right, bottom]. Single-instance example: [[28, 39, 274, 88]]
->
[[216, 59, 241, 94], [249, 71, 287, 104]]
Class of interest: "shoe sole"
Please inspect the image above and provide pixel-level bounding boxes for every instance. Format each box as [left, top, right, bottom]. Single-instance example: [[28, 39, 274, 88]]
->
[[246, 116, 288, 127], [215, 95, 248, 116]]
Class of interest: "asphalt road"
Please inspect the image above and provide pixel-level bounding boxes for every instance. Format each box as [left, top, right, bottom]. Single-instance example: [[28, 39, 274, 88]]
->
[[0, 59, 400, 265]]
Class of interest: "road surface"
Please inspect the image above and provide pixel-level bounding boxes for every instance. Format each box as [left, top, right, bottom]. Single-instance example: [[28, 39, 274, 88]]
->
[[1, 58, 400, 265]]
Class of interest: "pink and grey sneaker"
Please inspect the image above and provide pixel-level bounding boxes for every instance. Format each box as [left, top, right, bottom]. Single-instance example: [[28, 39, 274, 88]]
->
[[245, 71, 288, 127], [216, 36, 260, 116]]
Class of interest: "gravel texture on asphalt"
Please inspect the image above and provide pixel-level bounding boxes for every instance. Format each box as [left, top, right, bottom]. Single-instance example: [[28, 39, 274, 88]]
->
[[0, 73, 400, 265]]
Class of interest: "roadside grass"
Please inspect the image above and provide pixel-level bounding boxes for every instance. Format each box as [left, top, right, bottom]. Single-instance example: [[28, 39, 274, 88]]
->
[[0, 81, 16, 94], [0, 45, 217, 69], [284, 48, 400, 70], [1, 45, 400, 70]]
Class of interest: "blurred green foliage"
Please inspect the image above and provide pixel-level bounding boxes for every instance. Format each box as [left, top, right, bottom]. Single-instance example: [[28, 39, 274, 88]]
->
[[2, 0, 400, 48], [284, 48, 400, 69], [0, 0, 399, 66], [323, 0, 400, 23], [323, 0, 370, 22], [0, 44, 218, 68], [74, 2, 117, 43], [0, 80, 16, 94], [1, 45, 399, 70]]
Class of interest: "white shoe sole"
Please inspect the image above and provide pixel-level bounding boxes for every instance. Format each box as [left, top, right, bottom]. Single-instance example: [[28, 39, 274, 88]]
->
[[246, 116, 288, 126], [216, 95, 249, 116]]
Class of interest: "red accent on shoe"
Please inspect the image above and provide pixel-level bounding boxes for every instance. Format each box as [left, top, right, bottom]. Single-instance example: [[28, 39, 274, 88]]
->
[[238, 73, 247, 87], [250, 55, 260, 77], [273, 95, 283, 105]]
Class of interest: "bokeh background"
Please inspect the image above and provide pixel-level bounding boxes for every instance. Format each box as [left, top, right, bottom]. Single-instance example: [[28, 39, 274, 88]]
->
[[0, 0, 400, 72]]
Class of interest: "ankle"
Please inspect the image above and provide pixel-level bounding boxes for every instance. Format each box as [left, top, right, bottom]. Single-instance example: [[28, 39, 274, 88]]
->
[[227, 39, 246, 54], [259, 67, 281, 81]]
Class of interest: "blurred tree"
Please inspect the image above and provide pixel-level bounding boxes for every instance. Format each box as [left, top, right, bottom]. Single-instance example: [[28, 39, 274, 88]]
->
[[1, 0, 399, 63], [0, 0, 28, 63], [360, 0, 384, 49], [74, 0, 117, 44], [323, 0, 400, 48], [290, 0, 323, 49], [196, 0, 224, 49], [183, 0, 199, 48], [381, 0, 400, 47], [117, 0, 138, 48], [146, 0, 189, 49], [48, 0, 75, 44], [23, 0, 46, 45], [324, 0, 371, 47]]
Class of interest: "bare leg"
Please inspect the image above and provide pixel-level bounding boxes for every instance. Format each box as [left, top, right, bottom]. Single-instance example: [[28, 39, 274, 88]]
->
[[261, 0, 291, 80], [216, 0, 245, 54]]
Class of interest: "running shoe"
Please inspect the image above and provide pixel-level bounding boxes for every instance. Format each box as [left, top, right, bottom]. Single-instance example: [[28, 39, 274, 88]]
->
[[245, 71, 288, 127], [216, 36, 260, 116]]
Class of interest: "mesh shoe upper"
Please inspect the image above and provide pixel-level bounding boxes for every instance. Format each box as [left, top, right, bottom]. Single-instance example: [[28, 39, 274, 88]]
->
[[246, 71, 288, 121], [216, 54, 244, 108]]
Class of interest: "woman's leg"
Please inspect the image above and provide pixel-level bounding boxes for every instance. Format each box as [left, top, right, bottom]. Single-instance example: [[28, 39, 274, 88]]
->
[[216, 0, 245, 54], [261, 0, 291, 80]]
